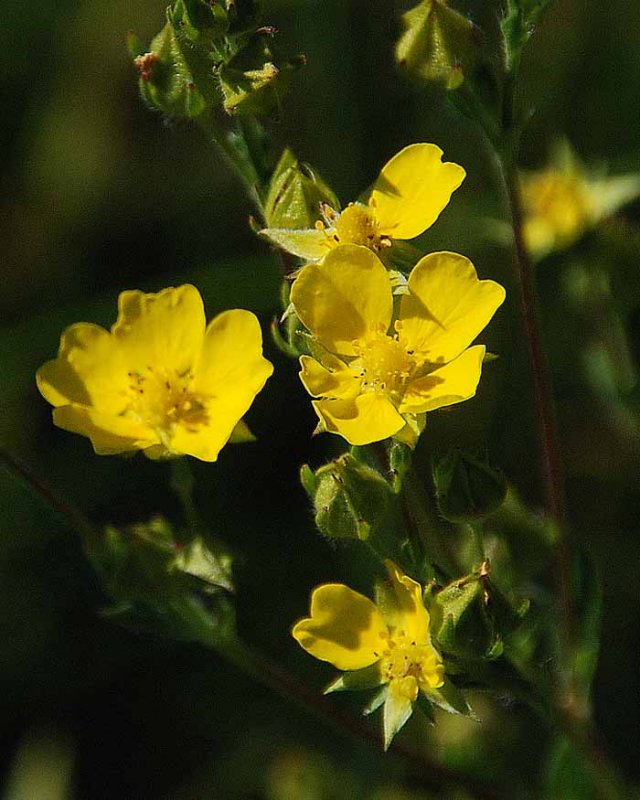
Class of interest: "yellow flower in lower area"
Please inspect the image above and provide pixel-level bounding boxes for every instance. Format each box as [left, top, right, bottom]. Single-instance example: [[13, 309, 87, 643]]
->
[[290, 245, 505, 446], [292, 561, 445, 749], [36, 285, 273, 461], [261, 143, 465, 264], [521, 141, 640, 259]]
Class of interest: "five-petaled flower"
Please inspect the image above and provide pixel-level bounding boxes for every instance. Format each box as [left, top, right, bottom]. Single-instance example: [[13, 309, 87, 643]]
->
[[521, 140, 640, 259], [290, 245, 505, 446], [36, 284, 273, 461], [292, 560, 445, 749], [260, 143, 465, 264]]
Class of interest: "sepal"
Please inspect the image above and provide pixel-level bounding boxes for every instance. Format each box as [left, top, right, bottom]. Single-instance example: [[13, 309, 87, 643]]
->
[[218, 29, 305, 116], [324, 662, 384, 694], [264, 148, 338, 229]]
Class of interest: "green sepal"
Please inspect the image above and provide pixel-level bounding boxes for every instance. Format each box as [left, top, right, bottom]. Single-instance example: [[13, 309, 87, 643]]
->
[[362, 686, 388, 716], [172, 536, 234, 593], [218, 30, 305, 116], [324, 663, 383, 694], [432, 448, 507, 523], [414, 692, 436, 723], [227, 419, 257, 444], [126, 31, 146, 59], [135, 22, 217, 119], [425, 677, 476, 717], [264, 148, 338, 229], [170, 0, 229, 36], [396, 0, 483, 90]]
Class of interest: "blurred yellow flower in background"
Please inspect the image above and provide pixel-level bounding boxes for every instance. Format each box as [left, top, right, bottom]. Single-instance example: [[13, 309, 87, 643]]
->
[[290, 245, 505, 446], [292, 560, 444, 749], [36, 285, 273, 461], [521, 141, 640, 259], [261, 143, 465, 263]]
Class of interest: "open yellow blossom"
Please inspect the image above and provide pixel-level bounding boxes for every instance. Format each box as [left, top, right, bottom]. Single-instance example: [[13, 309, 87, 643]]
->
[[290, 245, 505, 446], [36, 285, 273, 461], [261, 143, 465, 263], [292, 560, 445, 749], [521, 141, 640, 259]]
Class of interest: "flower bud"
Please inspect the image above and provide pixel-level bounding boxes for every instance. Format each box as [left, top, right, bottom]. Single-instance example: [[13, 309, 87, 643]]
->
[[396, 0, 483, 90], [429, 562, 525, 660], [432, 448, 507, 523], [218, 30, 305, 116], [134, 22, 217, 119], [300, 454, 403, 547]]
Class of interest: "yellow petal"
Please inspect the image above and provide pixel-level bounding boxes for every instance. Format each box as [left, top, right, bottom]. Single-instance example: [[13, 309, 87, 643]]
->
[[313, 393, 405, 445], [52, 405, 157, 455], [400, 251, 505, 363], [36, 323, 130, 415], [260, 227, 330, 261], [292, 584, 388, 671], [154, 309, 271, 461], [113, 285, 206, 376], [377, 560, 431, 645], [383, 676, 417, 750], [299, 354, 360, 400], [370, 143, 465, 240], [399, 345, 486, 414], [291, 245, 392, 357]]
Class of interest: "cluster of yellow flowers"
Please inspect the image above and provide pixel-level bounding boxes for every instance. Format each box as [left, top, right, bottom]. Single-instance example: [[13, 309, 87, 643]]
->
[[36, 142, 506, 747], [37, 143, 505, 459]]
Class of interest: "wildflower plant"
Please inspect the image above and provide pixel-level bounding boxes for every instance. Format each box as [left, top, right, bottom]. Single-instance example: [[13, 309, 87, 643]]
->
[[4, 0, 636, 796]]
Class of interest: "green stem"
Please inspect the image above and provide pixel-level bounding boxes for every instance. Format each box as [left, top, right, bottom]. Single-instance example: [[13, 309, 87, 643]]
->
[[196, 111, 264, 217]]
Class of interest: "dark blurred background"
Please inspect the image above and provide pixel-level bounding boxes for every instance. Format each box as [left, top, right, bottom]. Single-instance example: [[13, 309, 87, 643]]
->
[[1, 1, 640, 797]]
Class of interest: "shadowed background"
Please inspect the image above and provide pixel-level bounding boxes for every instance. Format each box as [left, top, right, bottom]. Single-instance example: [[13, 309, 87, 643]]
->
[[1, 0, 639, 797]]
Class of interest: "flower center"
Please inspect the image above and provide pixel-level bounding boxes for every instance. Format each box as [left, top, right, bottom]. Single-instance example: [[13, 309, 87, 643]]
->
[[379, 631, 444, 690], [353, 331, 416, 402], [316, 203, 390, 252], [125, 365, 209, 448]]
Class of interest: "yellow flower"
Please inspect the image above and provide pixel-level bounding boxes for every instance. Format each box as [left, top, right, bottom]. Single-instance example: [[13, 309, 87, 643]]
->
[[261, 143, 465, 263], [292, 560, 445, 749], [36, 285, 273, 461], [290, 245, 505, 446], [521, 141, 640, 259]]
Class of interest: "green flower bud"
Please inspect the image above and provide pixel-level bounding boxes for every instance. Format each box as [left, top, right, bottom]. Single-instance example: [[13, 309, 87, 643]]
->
[[432, 449, 507, 523], [429, 562, 527, 660], [300, 454, 404, 549], [396, 0, 483, 90], [218, 30, 305, 116], [264, 148, 338, 230], [134, 21, 217, 119]]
